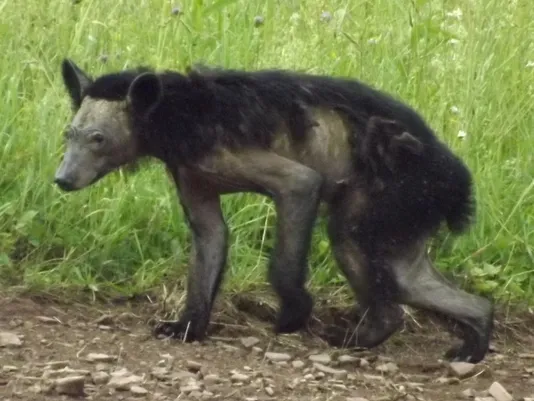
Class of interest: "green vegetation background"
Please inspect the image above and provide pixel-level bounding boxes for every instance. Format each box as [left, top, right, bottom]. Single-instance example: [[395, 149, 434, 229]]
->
[[1, 0, 533, 304]]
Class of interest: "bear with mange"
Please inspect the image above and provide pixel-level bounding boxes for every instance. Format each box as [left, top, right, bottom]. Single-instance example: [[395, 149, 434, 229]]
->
[[53, 58, 494, 363]]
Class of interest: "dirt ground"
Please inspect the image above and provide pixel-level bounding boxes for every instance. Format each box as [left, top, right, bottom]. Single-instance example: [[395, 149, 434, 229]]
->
[[1, 292, 534, 401]]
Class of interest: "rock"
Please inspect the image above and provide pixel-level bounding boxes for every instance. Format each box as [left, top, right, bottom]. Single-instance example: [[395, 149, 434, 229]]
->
[[203, 374, 221, 385], [0, 331, 22, 347], [265, 352, 291, 362], [309, 353, 332, 364], [347, 398, 370, 401], [488, 382, 512, 401], [449, 362, 476, 378], [87, 352, 116, 363], [108, 374, 143, 390], [3, 365, 18, 372], [359, 358, 370, 368], [55, 375, 85, 396], [151, 367, 170, 380], [240, 336, 260, 348], [375, 362, 399, 374], [180, 379, 202, 393], [313, 362, 347, 379], [219, 343, 241, 352], [474, 398, 495, 401], [338, 355, 359, 364], [265, 386, 274, 396], [230, 371, 250, 383], [252, 346, 263, 354], [292, 360, 305, 369], [363, 373, 386, 382], [92, 371, 110, 385], [110, 367, 130, 377], [172, 370, 197, 381], [518, 353, 534, 359], [461, 388, 476, 398], [185, 360, 202, 372], [130, 385, 148, 395]]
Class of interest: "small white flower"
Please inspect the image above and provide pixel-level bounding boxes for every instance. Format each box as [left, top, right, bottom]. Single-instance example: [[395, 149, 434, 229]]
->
[[446, 8, 463, 20], [458, 130, 467, 139], [448, 38, 460, 45], [88, 35, 96, 43], [450, 106, 460, 114], [367, 38, 379, 45], [320, 11, 332, 22], [526, 61, 534, 68]]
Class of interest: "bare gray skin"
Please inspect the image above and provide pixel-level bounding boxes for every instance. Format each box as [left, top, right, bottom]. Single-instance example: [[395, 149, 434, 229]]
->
[[55, 98, 136, 191], [53, 59, 494, 363]]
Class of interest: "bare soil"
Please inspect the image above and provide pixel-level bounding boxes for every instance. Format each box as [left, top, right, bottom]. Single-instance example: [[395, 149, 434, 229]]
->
[[1, 292, 534, 401]]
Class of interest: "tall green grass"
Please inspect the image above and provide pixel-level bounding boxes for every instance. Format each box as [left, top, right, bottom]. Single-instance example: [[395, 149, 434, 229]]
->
[[1, 0, 533, 303]]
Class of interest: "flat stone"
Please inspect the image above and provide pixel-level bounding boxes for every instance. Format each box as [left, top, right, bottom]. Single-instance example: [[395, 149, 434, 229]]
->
[[240, 336, 260, 348], [180, 379, 202, 393], [313, 362, 347, 379], [461, 388, 476, 398], [108, 374, 143, 390], [130, 385, 148, 395], [230, 371, 250, 382], [309, 353, 332, 364], [185, 360, 202, 372], [375, 362, 399, 374], [338, 355, 359, 364], [265, 352, 291, 362], [488, 382, 512, 401], [203, 374, 220, 385], [0, 331, 22, 347], [55, 375, 85, 396], [87, 353, 117, 363], [292, 360, 305, 369], [449, 362, 476, 378]]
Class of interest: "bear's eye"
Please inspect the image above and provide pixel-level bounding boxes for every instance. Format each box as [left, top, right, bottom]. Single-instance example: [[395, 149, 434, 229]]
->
[[91, 132, 105, 144]]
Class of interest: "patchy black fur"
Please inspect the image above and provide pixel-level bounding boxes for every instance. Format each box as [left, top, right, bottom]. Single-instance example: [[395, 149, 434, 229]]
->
[[78, 60, 476, 274], [349, 130, 475, 252], [341, 114, 476, 252], [83, 68, 154, 100], [78, 65, 456, 168]]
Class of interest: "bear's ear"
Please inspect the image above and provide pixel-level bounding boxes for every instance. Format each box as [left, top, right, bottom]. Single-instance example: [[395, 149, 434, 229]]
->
[[389, 131, 424, 156], [61, 58, 93, 109], [127, 72, 163, 119]]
